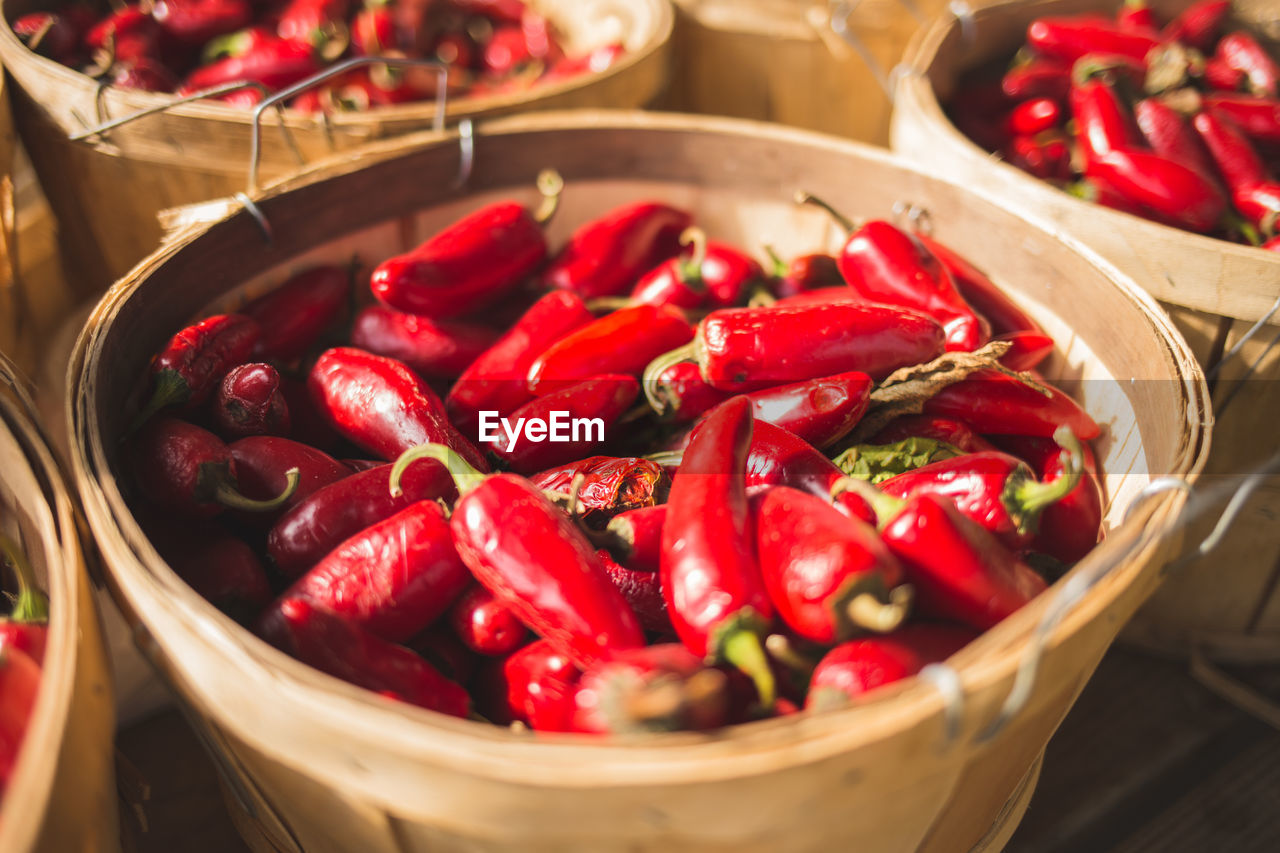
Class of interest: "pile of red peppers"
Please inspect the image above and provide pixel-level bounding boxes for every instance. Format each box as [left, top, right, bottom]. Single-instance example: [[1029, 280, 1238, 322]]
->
[[0, 531, 48, 796], [948, 0, 1280, 248], [121, 171, 1107, 734], [11, 0, 624, 107]]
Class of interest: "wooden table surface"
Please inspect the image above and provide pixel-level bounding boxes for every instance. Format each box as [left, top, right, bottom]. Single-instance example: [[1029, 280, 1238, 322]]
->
[[114, 646, 1280, 853]]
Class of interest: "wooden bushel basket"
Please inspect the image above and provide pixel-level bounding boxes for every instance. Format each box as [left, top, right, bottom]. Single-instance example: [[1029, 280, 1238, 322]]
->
[[0, 354, 117, 853], [0, 0, 673, 299], [69, 112, 1209, 853], [891, 0, 1280, 667]]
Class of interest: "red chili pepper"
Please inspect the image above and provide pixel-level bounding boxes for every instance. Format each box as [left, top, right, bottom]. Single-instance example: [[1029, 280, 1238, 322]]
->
[[805, 625, 977, 711], [923, 368, 1101, 440], [645, 303, 944, 395], [1086, 147, 1226, 232], [602, 504, 666, 574], [228, 435, 351, 520], [644, 361, 733, 423], [1005, 132, 1074, 181], [526, 304, 693, 395], [529, 456, 668, 526], [87, 6, 163, 66], [152, 0, 252, 47], [351, 4, 395, 55], [266, 458, 455, 578], [164, 531, 273, 623], [753, 486, 911, 643], [570, 644, 730, 734], [265, 500, 469, 643], [502, 639, 581, 731], [772, 286, 869, 308], [181, 36, 321, 93], [212, 363, 290, 439], [1204, 94, 1280, 144], [111, 58, 179, 92], [485, 375, 640, 473], [541, 42, 626, 83], [763, 247, 843, 299], [742, 420, 877, 524], [1194, 110, 1280, 233], [371, 171, 562, 318], [350, 304, 499, 380], [993, 435, 1104, 563], [1216, 32, 1279, 98], [597, 549, 671, 635], [1071, 78, 1143, 165], [258, 598, 469, 716], [407, 626, 476, 686], [1026, 17, 1159, 64], [1002, 58, 1072, 101], [914, 235, 1044, 337], [389, 444, 645, 668], [448, 585, 527, 656], [241, 265, 350, 362], [0, 533, 50, 666], [1068, 176, 1149, 217], [309, 347, 490, 470], [839, 482, 1048, 630], [432, 28, 476, 71], [1162, 0, 1231, 50], [544, 202, 693, 300], [1007, 97, 1063, 136], [13, 11, 90, 65], [130, 418, 299, 519], [993, 329, 1056, 372], [1204, 56, 1247, 91], [872, 414, 999, 454], [446, 291, 594, 438], [1117, 0, 1156, 32], [134, 313, 260, 427], [520, 7, 562, 63], [1264, 235, 1280, 252], [660, 397, 775, 704], [276, 0, 349, 48], [879, 426, 1085, 551], [629, 228, 765, 310], [0, 642, 41, 793], [1134, 98, 1222, 185], [482, 25, 534, 75]]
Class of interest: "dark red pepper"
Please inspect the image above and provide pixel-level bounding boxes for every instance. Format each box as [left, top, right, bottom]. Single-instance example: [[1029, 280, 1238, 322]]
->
[[309, 347, 489, 470], [242, 265, 350, 362], [111, 58, 179, 92], [1005, 132, 1073, 181], [570, 644, 730, 734], [351, 304, 499, 380], [597, 549, 671, 635], [502, 639, 581, 731], [228, 435, 351, 519], [134, 313, 260, 427], [529, 456, 668, 526], [451, 0, 527, 25], [212, 363, 290, 439], [1002, 58, 1071, 101], [448, 585, 527, 656], [629, 228, 765, 310], [258, 598, 469, 716], [995, 435, 1104, 563], [923, 368, 1101, 440], [1162, 0, 1231, 50], [389, 444, 645, 669], [1216, 31, 1279, 98], [266, 457, 456, 578], [86, 6, 163, 66], [13, 9, 93, 65], [805, 625, 977, 711], [764, 247, 843, 299], [754, 486, 911, 643], [871, 414, 999, 454], [152, 0, 252, 48], [162, 532, 273, 623], [407, 626, 476, 687], [543, 202, 693, 299], [660, 397, 775, 704], [1026, 17, 1160, 64]]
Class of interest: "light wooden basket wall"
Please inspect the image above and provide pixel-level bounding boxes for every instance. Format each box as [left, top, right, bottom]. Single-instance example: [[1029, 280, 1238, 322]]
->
[[0, 0, 673, 299], [891, 0, 1280, 662], [0, 353, 117, 853], [69, 112, 1208, 853]]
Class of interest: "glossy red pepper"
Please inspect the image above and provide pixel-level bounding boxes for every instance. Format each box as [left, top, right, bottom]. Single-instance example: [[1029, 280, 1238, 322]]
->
[[526, 304, 693, 395], [1007, 97, 1062, 136], [660, 397, 775, 704], [482, 25, 534, 75], [152, 0, 252, 47], [86, 6, 162, 66], [1216, 32, 1279, 98], [486, 375, 640, 473], [0, 643, 40, 793], [1162, 0, 1230, 50], [879, 427, 1085, 551], [1194, 109, 1280, 233], [0, 533, 50, 666], [229, 435, 351, 519], [871, 414, 997, 453], [1072, 78, 1143, 166], [134, 313, 260, 427], [544, 202, 693, 299], [1068, 176, 1149, 217], [542, 42, 625, 83], [241, 265, 350, 362], [1005, 132, 1073, 181], [805, 625, 977, 711], [309, 347, 489, 470], [445, 290, 594, 438], [1002, 58, 1071, 101], [1117, 0, 1155, 32], [529, 456, 668, 526], [258, 598, 469, 716], [503, 639, 581, 731], [754, 486, 911, 643], [370, 171, 562, 318], [629, 228, 765, 310], [645, 361, 733, 422], [276, 0, 349, 49], [1135, 98, 1221, 184], [762, 247, 842, 300], [1204, 56, 1247, 91], [645, 303, 945, 393], [111, 58, 179, 92], [843, 483, 1048, 630], [597, 549, 671, 635], [571, 644, 730, 734], [743, 420, 877, 524], [351, 304, 499, 380], [130, 418, 299, 519], [912, 234, 1044, 338], [266, 457, 455, 577], [181, 36, 321, 93], [993, 329, 1056, 372], [602, 504, 666, 574], [1204, 94, 1280, 144], [265, 500, 469, 643], [995, 435, 1104, 563], [1026, 17, 1159, 64], [1264, 235, 1280, 252], [448, 585, 527, 656], [212, 363, 290, 439], [390, 444, 645, 668], [923, 368, 1101, 440], [1086, 147, 1226, 233]]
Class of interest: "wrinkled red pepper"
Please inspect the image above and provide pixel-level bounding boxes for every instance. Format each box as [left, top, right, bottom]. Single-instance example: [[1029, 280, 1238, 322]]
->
[[529, 456, 668, 526], [134, 313, 260, 427], [597, 549, 671, 635], [212, 363, 290, 439]]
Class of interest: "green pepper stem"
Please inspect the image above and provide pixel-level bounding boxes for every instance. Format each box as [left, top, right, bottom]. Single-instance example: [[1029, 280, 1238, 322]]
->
[[745, 281, 777, 308], [794, 191, 856, 234], [677, 227, 709, 286], [846, 585, 913, 633], [390, 443, 486, 498], [0, 531, 50, 623], [721, 629, 775, 709], [765, 633, 817, 681], [1005, 427, 1085, 524], [215, 467, 300, 513], [584, 296, 634, 313], [124, 371, 189, 438], [533, 169, 565, 226], [830, 476, 905, 531], [762, 244, 789, 278], [640, 342, 698, 416]]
